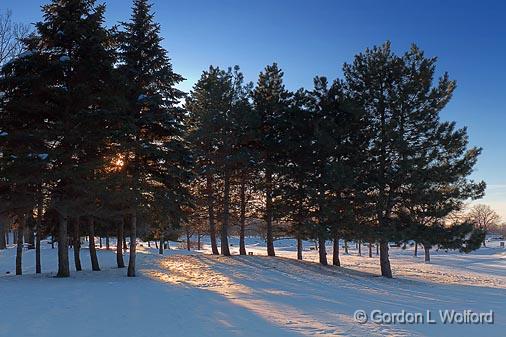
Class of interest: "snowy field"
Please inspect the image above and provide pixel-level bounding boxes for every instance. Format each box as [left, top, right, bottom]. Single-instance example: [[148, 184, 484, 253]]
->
[[1, 237, 505, 337]]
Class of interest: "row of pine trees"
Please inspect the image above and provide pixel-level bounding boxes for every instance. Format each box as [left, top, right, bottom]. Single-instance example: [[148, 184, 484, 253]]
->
[[0, 0, 485, 279]]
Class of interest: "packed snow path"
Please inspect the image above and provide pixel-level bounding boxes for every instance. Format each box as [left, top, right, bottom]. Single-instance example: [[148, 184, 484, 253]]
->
[[1, 243, 505, 337]]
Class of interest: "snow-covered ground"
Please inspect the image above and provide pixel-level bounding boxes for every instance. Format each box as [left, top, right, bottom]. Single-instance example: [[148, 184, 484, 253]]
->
[[1, 237, 505, 337]]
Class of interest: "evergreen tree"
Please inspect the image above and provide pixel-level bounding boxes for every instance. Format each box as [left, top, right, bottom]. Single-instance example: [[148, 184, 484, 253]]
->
[[0, 46, 50, 275], [187, 66, 236, 256], [252, 63, 290, 257], [117, 0, 190, 276], [343, 42, 484, 277]]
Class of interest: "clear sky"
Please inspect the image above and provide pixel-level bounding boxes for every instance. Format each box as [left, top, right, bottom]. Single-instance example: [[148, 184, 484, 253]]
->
[[3, 0, 506, 218]]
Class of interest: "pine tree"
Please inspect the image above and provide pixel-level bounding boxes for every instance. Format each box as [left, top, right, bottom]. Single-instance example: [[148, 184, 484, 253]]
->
[[118, 0, 190, 276], [343, 42, 485, 277], [26, 0, 116, 277], [187, 66, 236, 256], [0, 38, 52, 275], [253, 63, 290, 257], [276, 88, 313, 261], [228, 66, 255, 256]]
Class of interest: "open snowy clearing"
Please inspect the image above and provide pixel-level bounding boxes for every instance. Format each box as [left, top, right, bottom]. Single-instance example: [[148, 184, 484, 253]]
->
[[1, 240, 505, 337]]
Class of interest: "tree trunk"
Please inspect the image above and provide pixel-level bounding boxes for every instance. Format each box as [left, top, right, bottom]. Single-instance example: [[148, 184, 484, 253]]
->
[[89, 219, 100, 271], [368, 242, 372, 258], [332, 233, 340, 266], [57, 212, 70, 277], [358, 240, 362, 256], [186, 229, 191, 251], [159, 231, 164, 254], [197, 232, 201, 250], [376, 243, 379, 256], [414, 242, 418, 257], [221, 171, 231, 256], [207, 174, 219, 255], [344, 240, 349, 254], [379, 241, 392, 278], [106, 236, 110, 250], [26, 226, 35, 249], [239, 174, 247, 255], [116, 221, 125, 268], [73, 218, 82, 271], [297, 236, 303, 260], [123, 233, 128, 251], [424, 245, 431, 263], [99, 237, 102, 248], [16, 216, 24, 275], [0, 222, 6, 249], [154, 240, 158, 249], [318, 234, 327, 266], [6, 228, 10, 245], [265, 168, 275, 256], [35, 192, 42, 273], [127, 212, 137, 277]]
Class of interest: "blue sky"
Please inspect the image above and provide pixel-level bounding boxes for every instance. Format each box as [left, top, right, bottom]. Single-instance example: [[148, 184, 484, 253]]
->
[[3, 0, 506, 217]]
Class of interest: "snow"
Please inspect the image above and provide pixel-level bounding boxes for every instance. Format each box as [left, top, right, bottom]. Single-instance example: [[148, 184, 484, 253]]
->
[[0, 131, 7, 136], [138, 94, 147, 101], [1, 238, 505, 337]]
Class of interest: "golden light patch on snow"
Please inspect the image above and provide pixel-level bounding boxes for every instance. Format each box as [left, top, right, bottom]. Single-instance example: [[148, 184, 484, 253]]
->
[[146, 254, 414, 337]]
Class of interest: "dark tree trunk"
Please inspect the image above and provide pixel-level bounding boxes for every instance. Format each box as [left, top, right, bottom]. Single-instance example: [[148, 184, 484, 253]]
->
[[6, 229, 10, 245], [376, 243, 379, 256], [265, 168, 275, 256], [116, 221, 125, 268], [332, 233, 340, 266], [159, 231, 164, 254], [239, 175, 247, 255], [16, 216, 24, 275], [318, 234, 327, 266], [123, 234, 128, 251], [57, 213, 70, 277], [197, 232, 201, 250], [358, 240, 362, 256], [414, 242, 418, 257], [89, 219, 100, 271], [127, 212, 137, 277], [26, 226, 35, 249], [379, 241, 392, 278], [99, 237, 103, 248], [368, 242, 373, 258], [186, 229, 191, 251], [13, 229, 17, 246], [106, 236, 110, 250], [0, 222, 6, 249], [221, 171, 231, 256], [297, 236, 303, 260], [154, 240, 158, 249], [35, 195, 42, 273], [424, 245, 431, 263], [73, 218, 82, 272], [344, 240, 349, 254], [206, 174, 219, 255]]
